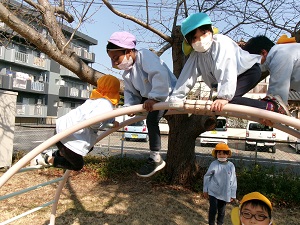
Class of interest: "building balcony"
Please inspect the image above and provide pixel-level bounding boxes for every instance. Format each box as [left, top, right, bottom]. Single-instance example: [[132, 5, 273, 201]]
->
[[60, 66, 78, 79], [72, 46, 95, 63], [0, 74, 49, 94], [15, 103, 47, 118], [59, 86, 90, 99], [0, 46, 50, 71]]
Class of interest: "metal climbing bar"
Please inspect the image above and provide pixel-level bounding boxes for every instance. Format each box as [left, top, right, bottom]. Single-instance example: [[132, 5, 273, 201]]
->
[[0, 167, 70, 225], [1, 100, 300, 225]]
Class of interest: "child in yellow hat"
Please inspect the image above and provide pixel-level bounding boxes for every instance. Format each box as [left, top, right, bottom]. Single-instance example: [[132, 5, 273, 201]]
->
[[231, 192, 274, 225], [203, 143, 237, 225], [31, 75, 120, 171]]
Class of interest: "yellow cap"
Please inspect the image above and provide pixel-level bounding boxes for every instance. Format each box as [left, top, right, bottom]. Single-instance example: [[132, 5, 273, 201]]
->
[[211, 143, 231, 158], [277, 34, 296, 44], [90, 75, 120, 105], [231, 192, 273, 225], [240, 192, 272, 210]]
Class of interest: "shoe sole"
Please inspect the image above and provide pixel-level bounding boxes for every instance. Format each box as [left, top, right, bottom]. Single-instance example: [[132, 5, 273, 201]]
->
[[273, 95, 291, 116], [136, 160, 166, 178]]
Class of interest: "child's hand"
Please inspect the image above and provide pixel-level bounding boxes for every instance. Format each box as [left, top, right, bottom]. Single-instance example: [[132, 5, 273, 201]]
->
[[203, 192, 209, 199], [211, 99, 228, 112], [143, 99, 159, 112]]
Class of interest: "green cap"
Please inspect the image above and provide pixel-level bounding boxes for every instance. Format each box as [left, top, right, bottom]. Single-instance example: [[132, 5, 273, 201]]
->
[[181, 12, 212, 37]]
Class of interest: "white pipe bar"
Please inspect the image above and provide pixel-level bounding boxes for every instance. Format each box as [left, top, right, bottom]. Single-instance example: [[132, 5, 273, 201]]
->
[[1, 100, 300, 189], [0, 177, 64, 201], [0, 200, 55, 225], [1, 100, 300, 225], [49, 170, 71, 225]]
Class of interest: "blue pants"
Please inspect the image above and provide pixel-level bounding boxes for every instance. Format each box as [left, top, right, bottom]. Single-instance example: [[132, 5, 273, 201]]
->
[[208, 195, 227, 225], [230, 63, 267, 109], [141, 98, 166, 152]]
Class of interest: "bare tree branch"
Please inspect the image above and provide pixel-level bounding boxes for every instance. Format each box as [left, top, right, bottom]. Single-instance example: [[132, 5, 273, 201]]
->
[[102, 0, 172, 43]]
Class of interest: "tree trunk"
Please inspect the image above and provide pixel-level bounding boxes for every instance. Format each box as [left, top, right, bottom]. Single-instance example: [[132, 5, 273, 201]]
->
[[166, 114, 216, 185]]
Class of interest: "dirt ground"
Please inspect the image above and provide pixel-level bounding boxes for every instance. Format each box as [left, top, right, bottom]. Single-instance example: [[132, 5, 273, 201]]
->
[[1, 168, 300, 225]]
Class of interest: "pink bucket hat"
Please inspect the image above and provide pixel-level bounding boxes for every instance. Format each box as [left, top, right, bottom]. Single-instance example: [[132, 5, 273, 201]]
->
[[108, 31, 136, 49]]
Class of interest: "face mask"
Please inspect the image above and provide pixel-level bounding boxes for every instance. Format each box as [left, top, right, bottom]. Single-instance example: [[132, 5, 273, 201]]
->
[[117, 55, 133, 70], [218, 157, 227, 162], [192, 33, 213, 53]]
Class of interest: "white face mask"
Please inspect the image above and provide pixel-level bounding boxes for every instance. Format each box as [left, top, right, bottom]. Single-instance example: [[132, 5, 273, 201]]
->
[[218, 157, 227, 162], [117, 55, 133, 70], [192, 33, 213, 53]]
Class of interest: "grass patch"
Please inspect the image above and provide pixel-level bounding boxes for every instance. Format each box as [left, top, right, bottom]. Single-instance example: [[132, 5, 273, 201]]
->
[[10, 152, 300, 207], [84, 155, 146, 180]]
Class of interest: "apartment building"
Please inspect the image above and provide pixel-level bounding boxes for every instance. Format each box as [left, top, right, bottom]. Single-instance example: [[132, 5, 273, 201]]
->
[[0, 20, 97, 125]]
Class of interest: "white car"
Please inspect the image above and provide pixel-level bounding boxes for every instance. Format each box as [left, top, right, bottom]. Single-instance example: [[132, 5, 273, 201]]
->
[[287, 132, 300, 154], [200, 117, 228, 146], [245, 121, 276, 153], [124, 120, 149, 142]]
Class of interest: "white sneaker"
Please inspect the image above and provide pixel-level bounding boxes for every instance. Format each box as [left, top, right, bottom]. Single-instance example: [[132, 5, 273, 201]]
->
[[30, 151, 51, 167]]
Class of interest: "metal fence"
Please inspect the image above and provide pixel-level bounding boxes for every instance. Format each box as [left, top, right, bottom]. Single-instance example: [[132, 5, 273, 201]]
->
[[13, 125, 300, 173]]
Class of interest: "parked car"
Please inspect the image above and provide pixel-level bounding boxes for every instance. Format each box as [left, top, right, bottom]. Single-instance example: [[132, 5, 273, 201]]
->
[[200, 117, 228, 146], [245, 121, 276, 153], [124, 120, 149, 142], [287, 130, 300, 154]]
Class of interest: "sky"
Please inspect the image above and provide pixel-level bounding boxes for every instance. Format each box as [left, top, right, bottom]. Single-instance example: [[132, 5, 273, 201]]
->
[[78, 5, 174, 80], [75, 1, 299, 80]]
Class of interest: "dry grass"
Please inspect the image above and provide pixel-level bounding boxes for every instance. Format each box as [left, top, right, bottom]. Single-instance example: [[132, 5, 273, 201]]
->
[[1, 167, 300, 225]]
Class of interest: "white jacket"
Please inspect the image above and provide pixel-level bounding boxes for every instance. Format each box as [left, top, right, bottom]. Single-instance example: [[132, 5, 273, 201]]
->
[[264, 43, 300, 104], [122, 49, 177, 106], [56, 98, 114, 156], [169, 34, 261, 102], [203, 160, 237, 202]]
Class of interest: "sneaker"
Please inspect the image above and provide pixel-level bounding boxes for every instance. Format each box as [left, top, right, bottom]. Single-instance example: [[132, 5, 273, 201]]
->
[[30, 151, 51, 167], [136, 157, 166, 178], [267, 95, 291, 116]]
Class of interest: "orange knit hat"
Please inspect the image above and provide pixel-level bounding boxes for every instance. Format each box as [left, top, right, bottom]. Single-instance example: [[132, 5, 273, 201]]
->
[[90, 75, 120, 105], [211, 143, 232, 158]]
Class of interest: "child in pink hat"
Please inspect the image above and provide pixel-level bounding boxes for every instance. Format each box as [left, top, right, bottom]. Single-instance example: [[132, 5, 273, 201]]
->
[[107, 31, 177, 177]]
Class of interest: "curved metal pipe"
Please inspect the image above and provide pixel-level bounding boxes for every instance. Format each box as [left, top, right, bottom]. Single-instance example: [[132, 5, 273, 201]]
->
[[1, 100, 300, 188]]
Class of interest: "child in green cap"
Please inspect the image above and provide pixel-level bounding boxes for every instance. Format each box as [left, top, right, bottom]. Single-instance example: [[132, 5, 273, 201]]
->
[[169, 12, 289, 116]]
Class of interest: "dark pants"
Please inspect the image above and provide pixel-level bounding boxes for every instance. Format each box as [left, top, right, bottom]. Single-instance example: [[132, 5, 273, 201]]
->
[[53, 141, 84, 171], [208, 195, 227, 225], [230, 63, 267, 109], [142, 98, 167, 152]]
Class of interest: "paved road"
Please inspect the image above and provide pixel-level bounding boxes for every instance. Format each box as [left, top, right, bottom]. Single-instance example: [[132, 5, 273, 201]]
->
[[13, 126, 300, 172]]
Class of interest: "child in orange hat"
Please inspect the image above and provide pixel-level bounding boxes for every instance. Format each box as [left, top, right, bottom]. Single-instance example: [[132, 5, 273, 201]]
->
[[231, 192, 274, 225], [203, 143, 237, 225], [31, 75, 120, 171]]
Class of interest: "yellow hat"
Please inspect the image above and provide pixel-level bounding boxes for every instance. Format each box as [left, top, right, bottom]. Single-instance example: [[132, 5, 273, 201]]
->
[[231, 192, 273, 225], [211, 143, 231, 158], [277, 34, 296, 44], [90, 75, 120, 105]]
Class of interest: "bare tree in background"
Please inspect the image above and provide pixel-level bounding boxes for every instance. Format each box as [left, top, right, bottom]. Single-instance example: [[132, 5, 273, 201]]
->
[[0, 0, 299, 185], [0, 0, 104, 86], [101, 0, 300, 185]]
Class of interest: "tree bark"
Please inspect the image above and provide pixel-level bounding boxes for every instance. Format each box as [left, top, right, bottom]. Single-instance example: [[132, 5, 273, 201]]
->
[[164, 26, 217, 186]]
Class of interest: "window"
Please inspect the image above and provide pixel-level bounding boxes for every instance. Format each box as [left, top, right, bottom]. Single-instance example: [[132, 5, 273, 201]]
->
[[249, 123, 273, 131]]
